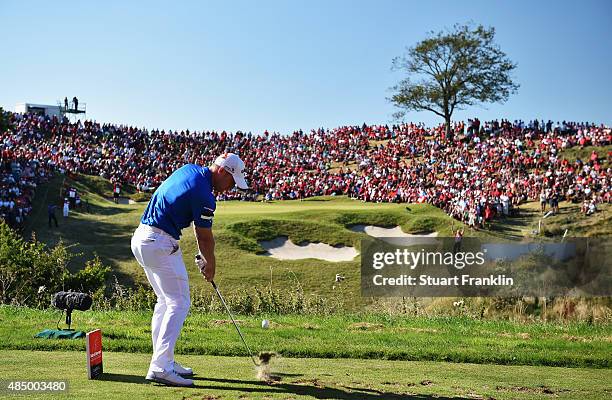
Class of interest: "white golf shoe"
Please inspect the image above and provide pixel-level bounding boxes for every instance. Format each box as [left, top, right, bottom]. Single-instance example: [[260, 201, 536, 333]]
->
[[145, 369, 194, 387], [173, 361, 194, 377]]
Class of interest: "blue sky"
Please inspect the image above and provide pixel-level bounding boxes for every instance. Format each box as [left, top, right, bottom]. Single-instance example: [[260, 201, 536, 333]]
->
[[1, 0, 610, 134]]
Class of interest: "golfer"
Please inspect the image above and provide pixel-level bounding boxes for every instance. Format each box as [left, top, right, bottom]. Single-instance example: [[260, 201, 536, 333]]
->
[[131, 153, 248, 386]]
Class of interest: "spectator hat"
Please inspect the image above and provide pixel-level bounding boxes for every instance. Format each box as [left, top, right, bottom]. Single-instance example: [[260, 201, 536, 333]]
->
[[214, 153, 249, 189]]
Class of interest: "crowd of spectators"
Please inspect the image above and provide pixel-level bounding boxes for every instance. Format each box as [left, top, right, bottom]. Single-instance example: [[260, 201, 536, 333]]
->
[[1, 109, 610, 230], [0, 148, 51, 231]]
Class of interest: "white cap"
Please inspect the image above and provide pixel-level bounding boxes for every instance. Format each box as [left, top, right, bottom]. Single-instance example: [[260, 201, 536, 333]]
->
[[213, 153, 249, 189]]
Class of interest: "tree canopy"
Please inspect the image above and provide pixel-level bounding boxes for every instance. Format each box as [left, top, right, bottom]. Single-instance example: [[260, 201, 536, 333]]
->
[[389, 23, 519, 138]]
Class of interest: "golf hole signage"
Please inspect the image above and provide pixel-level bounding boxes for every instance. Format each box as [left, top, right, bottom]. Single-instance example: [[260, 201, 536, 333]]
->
[[86, 329, 103, 379]]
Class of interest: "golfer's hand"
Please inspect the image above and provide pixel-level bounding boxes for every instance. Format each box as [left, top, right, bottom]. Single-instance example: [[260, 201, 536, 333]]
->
[[195, 255, 206, 271], [202, 262, 215, 282]]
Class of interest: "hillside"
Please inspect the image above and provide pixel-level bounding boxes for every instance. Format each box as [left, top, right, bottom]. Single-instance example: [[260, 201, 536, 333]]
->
[[25, 172, 610, 308]]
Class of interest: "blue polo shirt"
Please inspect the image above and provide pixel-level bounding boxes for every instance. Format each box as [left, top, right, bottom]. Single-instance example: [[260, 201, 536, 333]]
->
[[141, 164, 216, 240]]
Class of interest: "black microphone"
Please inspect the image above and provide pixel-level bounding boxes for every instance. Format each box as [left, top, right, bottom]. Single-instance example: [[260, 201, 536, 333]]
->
[[52, 291, 93, 330], [52, 291, 93, 311]]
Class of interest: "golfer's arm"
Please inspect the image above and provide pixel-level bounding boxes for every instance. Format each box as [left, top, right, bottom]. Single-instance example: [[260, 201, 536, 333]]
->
[[194, 225, 216, 269]]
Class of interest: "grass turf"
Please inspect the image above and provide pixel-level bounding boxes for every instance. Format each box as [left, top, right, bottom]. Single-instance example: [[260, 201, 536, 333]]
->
[[1, 306, 610, 368], [0, 349, 610, 399]]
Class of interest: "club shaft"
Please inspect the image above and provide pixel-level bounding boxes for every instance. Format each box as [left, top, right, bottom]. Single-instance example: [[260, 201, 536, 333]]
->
[[211, 281, 258, 366]]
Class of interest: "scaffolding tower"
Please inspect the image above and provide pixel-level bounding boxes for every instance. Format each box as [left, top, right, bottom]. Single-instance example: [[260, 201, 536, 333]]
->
[[58, 98, 86, 122]]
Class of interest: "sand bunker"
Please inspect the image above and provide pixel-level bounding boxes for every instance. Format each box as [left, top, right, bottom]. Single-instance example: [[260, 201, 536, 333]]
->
[[349, 225, 438, 245], [260, 236, 358, 262]]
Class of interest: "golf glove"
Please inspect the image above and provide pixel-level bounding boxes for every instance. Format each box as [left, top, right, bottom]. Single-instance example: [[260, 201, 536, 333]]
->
[[195, 254, 206, 272]]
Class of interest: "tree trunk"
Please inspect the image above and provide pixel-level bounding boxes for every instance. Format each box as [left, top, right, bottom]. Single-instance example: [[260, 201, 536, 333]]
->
[[445, 114, 453, 141]]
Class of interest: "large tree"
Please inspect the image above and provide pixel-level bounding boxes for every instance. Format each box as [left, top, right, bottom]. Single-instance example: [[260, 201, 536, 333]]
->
[[0, 108, 7, 133], [389, 23, 519, 138]]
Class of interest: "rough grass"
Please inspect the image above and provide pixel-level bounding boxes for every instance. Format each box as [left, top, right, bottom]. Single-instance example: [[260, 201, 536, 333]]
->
[[1, 306, 610, 368], [540, 202, 612, 237], [487, 200, 611, 239]]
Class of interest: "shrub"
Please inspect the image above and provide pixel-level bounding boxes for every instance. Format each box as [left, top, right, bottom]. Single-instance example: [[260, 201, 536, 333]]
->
[[0, 222, 110, 308], [94, 277, 157, 311], [64, 256, 111, 293], [0, 223, 69, 307]]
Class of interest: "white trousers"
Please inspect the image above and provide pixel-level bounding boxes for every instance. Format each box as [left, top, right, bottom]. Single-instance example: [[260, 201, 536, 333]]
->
[[130, 224, 190, 373]]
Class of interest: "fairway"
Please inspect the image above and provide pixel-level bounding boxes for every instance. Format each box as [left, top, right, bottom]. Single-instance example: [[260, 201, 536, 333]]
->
[[1, 350, 610, 400]]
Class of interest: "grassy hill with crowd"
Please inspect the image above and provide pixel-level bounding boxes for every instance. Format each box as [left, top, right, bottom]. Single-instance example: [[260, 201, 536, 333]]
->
[[23, 169, 610, 307], [0, 159, 608, 400], [24, 173, 462, 306]]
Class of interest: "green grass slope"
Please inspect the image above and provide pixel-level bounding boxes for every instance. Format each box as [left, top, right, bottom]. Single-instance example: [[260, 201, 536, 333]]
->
[[24, 174, 464, 306]]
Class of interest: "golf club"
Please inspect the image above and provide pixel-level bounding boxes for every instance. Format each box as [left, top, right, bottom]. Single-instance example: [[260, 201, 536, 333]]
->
[[210, 279, 260, 367]]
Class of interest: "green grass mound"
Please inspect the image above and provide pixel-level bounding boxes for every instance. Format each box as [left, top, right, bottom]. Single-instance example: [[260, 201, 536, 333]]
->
[[228, 219, 358, 253]]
